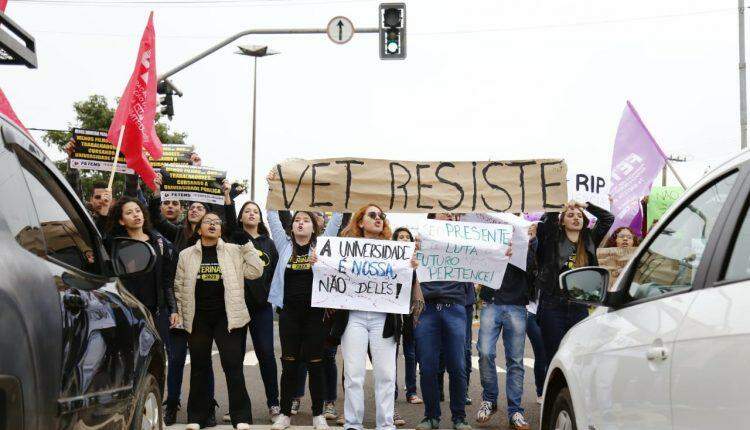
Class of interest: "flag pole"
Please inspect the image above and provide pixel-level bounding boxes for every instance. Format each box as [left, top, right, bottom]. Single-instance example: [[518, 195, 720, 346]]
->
[[108, 125, 126, 191], [664, 157, 687, 190]]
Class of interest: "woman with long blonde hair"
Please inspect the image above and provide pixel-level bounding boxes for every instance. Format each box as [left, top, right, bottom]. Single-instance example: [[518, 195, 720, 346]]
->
[[328, 204, 421, 430]]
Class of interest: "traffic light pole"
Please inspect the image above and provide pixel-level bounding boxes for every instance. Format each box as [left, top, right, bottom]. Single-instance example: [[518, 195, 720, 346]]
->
[[157, 27, 379, 83]]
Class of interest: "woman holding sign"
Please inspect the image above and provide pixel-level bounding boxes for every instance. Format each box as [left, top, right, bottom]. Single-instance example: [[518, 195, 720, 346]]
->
[[267, 206, 343, 430], [328, 205, 421, 430], [174, 211, 264, 430], [534, 201, 614, 371]]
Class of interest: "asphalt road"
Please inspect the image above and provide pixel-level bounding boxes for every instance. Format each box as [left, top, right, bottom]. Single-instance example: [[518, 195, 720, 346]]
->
[[167, 322, 543, 430]]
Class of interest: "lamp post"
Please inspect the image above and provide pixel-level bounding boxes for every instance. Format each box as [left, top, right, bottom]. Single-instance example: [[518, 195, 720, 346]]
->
[[236, 44, 279, 201]]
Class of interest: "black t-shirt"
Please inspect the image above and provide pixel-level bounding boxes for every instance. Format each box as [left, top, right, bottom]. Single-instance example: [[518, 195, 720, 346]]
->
[[283, 243, 313, 305], [558, 237, 578, 275], [195, 245, 225, 312]]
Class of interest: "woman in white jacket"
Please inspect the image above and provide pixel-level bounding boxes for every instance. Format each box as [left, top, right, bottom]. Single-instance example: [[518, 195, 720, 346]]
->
[[175, 211, 264, 430]]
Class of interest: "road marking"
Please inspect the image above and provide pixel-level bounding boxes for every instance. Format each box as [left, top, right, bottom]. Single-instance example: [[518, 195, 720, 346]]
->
[[471, 356, 506, 374], [244, 351, 259, 366]]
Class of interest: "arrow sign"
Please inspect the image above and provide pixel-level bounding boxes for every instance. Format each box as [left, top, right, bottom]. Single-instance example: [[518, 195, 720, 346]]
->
[[327, 16, 354, 44]]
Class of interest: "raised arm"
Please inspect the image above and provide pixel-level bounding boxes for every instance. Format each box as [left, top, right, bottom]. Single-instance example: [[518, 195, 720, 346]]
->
[[586, 202, 615, 247], [267, 210, 290, 253], [322, 212, 344, 238]]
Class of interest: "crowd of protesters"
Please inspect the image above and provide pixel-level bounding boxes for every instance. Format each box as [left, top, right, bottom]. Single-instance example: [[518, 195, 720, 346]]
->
[[64, 146, 635, 430]]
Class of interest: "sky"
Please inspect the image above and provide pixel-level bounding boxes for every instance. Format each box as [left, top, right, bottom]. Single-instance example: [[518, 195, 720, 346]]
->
[[3, 0, 747, 229]]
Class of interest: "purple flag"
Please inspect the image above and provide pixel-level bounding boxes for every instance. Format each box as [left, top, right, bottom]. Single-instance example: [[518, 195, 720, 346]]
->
[[610, 101, 667, 235]]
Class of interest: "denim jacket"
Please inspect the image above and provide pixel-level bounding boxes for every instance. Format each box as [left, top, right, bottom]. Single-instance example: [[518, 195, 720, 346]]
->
[[267, 210, 343, 309]]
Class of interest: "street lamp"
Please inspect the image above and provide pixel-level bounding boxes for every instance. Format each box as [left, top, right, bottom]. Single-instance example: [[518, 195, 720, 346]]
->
[[236, 44, 279, 201]]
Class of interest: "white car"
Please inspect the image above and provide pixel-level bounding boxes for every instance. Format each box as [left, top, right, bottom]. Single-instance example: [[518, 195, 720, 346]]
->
[[541, 150, 750, 430]]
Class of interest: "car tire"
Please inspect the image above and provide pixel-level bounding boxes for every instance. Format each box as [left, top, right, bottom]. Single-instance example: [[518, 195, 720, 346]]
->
[[131, 374, 163, 430], [548, 387, 577, 430]]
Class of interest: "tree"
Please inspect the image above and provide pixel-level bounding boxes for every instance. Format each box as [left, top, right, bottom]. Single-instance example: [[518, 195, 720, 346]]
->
[[43, 95, 187, 200]]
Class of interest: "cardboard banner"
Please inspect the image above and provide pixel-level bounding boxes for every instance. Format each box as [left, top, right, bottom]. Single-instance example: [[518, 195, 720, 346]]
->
[[148, 144, 194, 170], [647, 186, 683, 227], [416, 219, 513, 289], [266, 158, 568, 213], [311, 237, 415, 314], [461, 212, 532, 271], [160, 164, 226, 205], [70, 128, 133, 174], [70, 128, 193, 173], [596, 247, 637, 289]]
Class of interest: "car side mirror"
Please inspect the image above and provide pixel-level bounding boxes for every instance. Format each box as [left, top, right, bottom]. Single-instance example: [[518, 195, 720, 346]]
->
[[111, 237, 156, 278], [559, 267, 609, 306]]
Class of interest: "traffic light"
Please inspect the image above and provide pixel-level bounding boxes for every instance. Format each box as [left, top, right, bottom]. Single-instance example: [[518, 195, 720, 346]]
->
[[380, 3, 406, 60], [157, 80, 175, 120]]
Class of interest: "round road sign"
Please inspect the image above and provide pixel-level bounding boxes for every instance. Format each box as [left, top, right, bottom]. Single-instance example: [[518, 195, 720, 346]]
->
[[327, 16, 354, 44]]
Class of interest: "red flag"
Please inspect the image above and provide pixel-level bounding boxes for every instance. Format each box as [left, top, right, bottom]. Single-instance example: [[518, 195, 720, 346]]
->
[[0, 87, 32, 139], [108, 12, 162, 191], [0, 1, 8, 12]]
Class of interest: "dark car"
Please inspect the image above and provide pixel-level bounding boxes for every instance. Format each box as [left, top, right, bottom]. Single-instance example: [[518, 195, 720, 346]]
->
[[0, 111, 167, 430]]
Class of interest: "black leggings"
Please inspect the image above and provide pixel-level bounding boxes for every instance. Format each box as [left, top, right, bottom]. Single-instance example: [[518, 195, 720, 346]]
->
[[278, 302, 327, 416], [187, 309, 252, 426]]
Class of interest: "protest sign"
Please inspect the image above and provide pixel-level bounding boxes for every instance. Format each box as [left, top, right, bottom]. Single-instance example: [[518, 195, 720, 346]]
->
[[647, 186, 683, 227], [596, 247, 637, 289], [568, 171, 610, 210], [311, 237, 415, 314], [148, 144, 194, 170], [70, 128, 193, 173], [461, 212, 531, 271], [70, 128, 133, 174], [416, 219, 513, 289], [266, 158, 568, 214], [160, 164, 227, 205]]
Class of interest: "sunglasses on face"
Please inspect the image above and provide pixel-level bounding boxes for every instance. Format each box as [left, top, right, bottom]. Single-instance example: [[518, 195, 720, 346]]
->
[[367, 211, 386, 221]]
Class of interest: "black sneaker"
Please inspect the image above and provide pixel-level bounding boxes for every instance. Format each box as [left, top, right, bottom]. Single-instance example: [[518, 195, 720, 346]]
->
[[164, 403, 180, 426]]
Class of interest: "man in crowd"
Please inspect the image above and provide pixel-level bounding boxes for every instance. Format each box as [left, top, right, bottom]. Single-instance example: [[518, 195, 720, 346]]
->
[[160, 200, 184, 223], [415, 213, 472, 430], [475, 224, 536, 430], [87, 182, 112, 232]]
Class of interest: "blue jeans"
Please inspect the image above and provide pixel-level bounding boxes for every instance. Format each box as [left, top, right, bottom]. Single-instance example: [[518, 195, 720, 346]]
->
[[537, 295, 588, 371], [295, 345, 338, 402], [477, 303, 526, 419], [402, 335, 418, 398], [438, 303, 474, 399], [526, 311, 547, 397], [246, 304, 279, 407], [167, 328, 215, 407], [415, 303, 467, 423]]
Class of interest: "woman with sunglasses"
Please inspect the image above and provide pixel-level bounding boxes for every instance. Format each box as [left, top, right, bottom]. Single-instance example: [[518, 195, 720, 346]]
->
[[327, 205, 421, 430], [174, 212, 264, 430], [266, 175, 344, 430]]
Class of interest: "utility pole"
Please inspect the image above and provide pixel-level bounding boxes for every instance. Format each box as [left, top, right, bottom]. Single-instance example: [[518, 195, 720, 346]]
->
[[740, 0, 747, 149], [662, 154, 687, 187]]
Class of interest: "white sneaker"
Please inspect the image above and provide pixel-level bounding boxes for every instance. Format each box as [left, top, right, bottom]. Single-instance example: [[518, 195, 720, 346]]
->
[[272, 414, 292, 430], [475, 401, 497, 423], [270, 405, 282, 421], [237, 424, 251, 430], [536, 396, 543, 405], [185, 424, 200, 430], [313, 414, 330, 430]]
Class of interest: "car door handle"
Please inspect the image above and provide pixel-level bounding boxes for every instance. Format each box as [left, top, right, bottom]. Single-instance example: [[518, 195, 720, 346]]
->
[[646, 346, 669, 361], [63, 293, 87, 314]]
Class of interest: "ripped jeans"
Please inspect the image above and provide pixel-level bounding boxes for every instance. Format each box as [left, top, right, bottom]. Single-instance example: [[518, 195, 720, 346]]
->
[[278, 302, 328, 417]]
